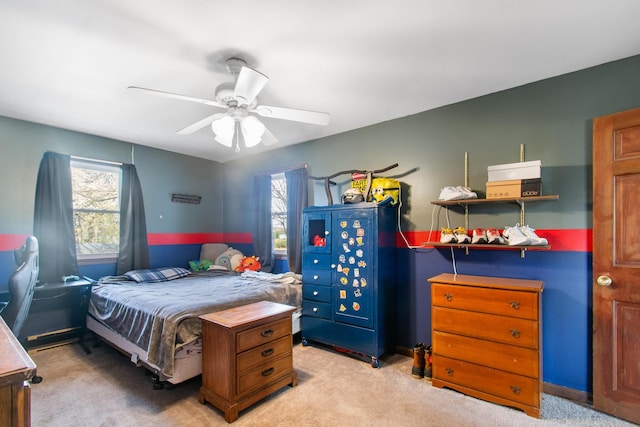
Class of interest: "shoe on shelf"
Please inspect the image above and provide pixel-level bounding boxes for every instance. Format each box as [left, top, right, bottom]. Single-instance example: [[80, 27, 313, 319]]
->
[[453, 227, 471, 244], [471, 228, 487, 244], [438, 186, 459, 201], [519, 224, 548, 246], [503, 224, 531, 246], [412, 343, 426, 378], [486, 228, 505, 244], [438, 186, 478, 201], [440, 227, 457, 244], [457, 186, 478, 200]]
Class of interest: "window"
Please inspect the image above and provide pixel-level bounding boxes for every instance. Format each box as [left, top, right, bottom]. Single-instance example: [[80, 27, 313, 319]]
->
[[70, 159, 121, 262], [271, 173, 287, 255]]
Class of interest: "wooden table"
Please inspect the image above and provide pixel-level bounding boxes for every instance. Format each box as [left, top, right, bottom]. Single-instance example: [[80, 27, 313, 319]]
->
[[0, 317, 37, 426]]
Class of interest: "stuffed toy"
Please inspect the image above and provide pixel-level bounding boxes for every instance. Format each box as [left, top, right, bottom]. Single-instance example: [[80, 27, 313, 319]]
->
[[235, 256, 262, 272], [215, 247, 244, 271], [189, 259, 212, 271], [313, 235, 326, 246], [370, 177, 400, 206]]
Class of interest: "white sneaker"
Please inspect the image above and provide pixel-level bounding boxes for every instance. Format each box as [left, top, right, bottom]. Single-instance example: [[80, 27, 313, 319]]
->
[[438, 186, 461, 201], [456, 186, 478, 200], [438, 186, 478, 201], [453, 227, 471, 243], [471, 228, 487, 244], [503, 224, 531, 246], [486, 228, 505, 244], [519, 224, 548, 246], [440, 227, 457, 244]]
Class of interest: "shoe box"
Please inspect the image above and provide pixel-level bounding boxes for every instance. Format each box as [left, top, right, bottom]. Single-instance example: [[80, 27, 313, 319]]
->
[[487, 160, 541, 182], [485, 178, 542, 199]]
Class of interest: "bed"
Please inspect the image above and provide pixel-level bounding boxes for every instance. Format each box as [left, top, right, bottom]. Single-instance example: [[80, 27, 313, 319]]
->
[[86, 265, 302, 387]]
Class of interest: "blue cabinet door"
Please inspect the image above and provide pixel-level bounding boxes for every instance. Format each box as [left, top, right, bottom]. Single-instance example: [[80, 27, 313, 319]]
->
[[302, 210, 332, 254], [332, 209, 375, 329]]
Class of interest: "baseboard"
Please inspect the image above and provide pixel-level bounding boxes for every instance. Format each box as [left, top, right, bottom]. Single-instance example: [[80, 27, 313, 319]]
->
[[395, 345, 413, 358], [543, 382, 592, 405]]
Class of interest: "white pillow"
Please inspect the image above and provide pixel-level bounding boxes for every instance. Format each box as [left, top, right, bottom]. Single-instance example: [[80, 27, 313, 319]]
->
[[215, 247, 243, 271], [199, 243, 229, 263]]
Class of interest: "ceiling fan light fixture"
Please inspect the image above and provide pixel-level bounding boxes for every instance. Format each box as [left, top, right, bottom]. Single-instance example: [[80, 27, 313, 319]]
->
[[211, 115, 234, 147], [240, 116, 265, 148]]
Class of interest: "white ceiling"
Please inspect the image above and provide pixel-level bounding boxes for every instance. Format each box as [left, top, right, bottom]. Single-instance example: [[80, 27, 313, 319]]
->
[[2, 1, 640, 163]]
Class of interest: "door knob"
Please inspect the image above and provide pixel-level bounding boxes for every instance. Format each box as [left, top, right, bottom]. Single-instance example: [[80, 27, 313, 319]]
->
[[596, 275, 612, 287]]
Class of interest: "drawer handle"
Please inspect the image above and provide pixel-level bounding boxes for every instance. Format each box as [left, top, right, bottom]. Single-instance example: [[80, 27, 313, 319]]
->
[[314, 275, 319, 280], [312, 307, 318, 313], [313, 291, 319, 296], [261, 367, 275, 377], [445, 368, 454, 377], [510, 385, 521, 395], [313, 259, 319, 264], [261, 348, 274, 357], [444, 293, 453, 302], [261, 329, 274, 337], [510, 301, 520, 310], [510, 329, 521, 338]]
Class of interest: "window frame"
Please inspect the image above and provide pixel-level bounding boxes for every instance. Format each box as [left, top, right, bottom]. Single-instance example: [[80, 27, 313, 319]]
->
[[271, 173, 288, 257], [70, 158, 122, 265]]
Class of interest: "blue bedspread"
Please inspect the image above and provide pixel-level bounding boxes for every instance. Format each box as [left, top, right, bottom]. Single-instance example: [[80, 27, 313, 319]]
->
[[88, 270, 301, 377]]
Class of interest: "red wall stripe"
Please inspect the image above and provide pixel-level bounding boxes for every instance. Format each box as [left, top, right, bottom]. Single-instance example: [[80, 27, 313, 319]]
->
[[1, 230, 591, 252], [146, 232, 253, 245], [147, 233, 225, 245], [0, 234, 30, 251]]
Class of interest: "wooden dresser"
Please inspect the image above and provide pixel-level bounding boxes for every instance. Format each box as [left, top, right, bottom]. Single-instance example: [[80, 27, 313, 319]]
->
[[199, 301, 298, 423], [0, 317, 37, 427], [428, 273, 543, 418]]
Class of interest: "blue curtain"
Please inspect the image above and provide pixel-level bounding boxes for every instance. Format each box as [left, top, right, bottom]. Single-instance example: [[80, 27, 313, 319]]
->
[[33, 152, 78, 284], [285, 167, 308, 273], [116, 164, 150, 275], [253, 174, 273, 272]]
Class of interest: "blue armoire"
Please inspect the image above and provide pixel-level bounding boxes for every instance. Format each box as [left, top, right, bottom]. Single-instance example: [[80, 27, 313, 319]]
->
[[300, 203, 396, 367]]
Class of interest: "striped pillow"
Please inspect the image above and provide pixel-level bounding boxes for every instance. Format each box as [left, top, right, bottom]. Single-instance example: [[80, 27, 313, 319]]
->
[[124, 267, 190, 283]]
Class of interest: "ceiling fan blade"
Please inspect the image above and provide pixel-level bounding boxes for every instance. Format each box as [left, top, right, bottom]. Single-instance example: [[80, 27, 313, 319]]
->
[[128, 86, 225, 109], [176, 113, 226, 135], [252, 105, 330, 126], [261, 126, 279, 146], [233, 67, 268, 105]]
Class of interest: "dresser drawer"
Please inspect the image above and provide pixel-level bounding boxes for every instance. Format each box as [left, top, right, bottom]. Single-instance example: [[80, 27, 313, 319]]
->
[[433, 331, 538, 378], [237, 354, 293, 396], [237, 335, 292, 373], [302, 253, 332, 269], [434, 355, 539, 407], [432, 283, 538, 320], [237, 317, 291, 353], [433, 306, 538, 349], [302, 300, 332, 319], [303, 283, 331, 302], [302, 269, 332, 286]]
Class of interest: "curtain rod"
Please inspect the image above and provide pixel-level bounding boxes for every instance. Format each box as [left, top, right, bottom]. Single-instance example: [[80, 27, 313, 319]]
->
[[70, 155, 123, 166], [257, 163, 307, 176]]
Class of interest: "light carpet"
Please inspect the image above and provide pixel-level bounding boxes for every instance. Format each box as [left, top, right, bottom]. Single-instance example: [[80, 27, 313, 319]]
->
[[28, 342, 635, 426]]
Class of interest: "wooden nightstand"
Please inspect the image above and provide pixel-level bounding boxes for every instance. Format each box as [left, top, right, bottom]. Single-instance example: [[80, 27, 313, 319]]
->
[[199, 301, 298, 423]]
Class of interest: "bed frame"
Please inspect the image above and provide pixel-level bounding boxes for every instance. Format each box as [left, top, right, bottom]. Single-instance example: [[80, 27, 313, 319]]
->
[[86, 310, 301, 388]]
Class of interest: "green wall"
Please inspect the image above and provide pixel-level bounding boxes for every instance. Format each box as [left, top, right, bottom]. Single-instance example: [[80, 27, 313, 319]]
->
[[222, 54, 640, 233], [0, 116, 224, 236]]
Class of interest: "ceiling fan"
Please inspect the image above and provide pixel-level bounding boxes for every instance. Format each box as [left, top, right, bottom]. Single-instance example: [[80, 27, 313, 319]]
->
[[129, 58, 330, 152]]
